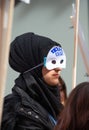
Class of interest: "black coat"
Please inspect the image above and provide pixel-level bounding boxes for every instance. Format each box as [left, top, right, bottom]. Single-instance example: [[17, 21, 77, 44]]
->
[[1, 73, 63, 130]]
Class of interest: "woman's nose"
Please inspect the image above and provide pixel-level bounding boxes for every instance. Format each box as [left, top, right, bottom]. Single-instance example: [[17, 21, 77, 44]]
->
[[55, 67, 62, 71]]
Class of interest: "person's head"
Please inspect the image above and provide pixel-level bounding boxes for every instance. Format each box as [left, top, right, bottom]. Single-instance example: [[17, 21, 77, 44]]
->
[[9, 32, 66, 86], [58, 76, 67, 105], [55, 82, 89, 130]]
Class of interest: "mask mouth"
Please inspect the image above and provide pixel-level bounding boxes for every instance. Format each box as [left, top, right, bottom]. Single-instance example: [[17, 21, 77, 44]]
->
[[44, 46, 66, 70]]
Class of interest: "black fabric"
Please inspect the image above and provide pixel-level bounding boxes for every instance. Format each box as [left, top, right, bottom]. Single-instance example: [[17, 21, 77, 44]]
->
[[23, 72, 63, 117], [12, 73, 63, 118], [1, 73, 63, 130], [9, 32, 61, 77]]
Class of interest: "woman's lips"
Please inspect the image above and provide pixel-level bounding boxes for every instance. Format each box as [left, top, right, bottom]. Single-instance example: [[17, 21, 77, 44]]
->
[[53, 74, 59, 78]]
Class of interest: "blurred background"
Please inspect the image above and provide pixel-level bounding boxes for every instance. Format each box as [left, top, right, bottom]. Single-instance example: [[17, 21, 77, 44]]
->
[[5, 0, 89, 95]]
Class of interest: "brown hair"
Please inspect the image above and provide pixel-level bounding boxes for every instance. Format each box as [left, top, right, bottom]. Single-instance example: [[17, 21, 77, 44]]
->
[[55, 82, 89, 130], [58, 76, 67, 105]]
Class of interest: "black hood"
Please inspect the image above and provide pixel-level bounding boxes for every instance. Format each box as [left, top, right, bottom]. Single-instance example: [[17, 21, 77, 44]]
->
[[9, 32, 61, 78]]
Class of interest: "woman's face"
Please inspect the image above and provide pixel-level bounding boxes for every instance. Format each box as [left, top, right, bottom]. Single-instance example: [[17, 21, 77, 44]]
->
[[42, 67, 62, 86]]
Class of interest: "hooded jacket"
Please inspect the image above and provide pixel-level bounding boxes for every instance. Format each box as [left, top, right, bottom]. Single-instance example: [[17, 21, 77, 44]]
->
[[1, 33, 63, 130]]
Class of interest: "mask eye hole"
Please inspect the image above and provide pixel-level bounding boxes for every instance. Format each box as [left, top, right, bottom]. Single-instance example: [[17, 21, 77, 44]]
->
[[52, 60, 56, 64], [60, 59, 64, 64]]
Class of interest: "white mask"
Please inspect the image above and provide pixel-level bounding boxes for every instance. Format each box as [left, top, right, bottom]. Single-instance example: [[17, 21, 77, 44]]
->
[[44, 46, 66, 70]]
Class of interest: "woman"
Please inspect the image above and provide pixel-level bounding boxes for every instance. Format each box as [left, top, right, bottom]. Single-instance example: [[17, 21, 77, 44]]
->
[[55, 82, 89, 130], [1, 32, 66, 130]]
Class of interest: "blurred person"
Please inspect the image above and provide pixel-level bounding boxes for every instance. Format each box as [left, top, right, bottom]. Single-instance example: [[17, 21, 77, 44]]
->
[[54, 82, 89, 130]]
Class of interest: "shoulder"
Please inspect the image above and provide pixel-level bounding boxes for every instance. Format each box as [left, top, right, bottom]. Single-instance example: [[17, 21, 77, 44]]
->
[[1, 90, 55, 130], [1, 93, 20, 130]]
